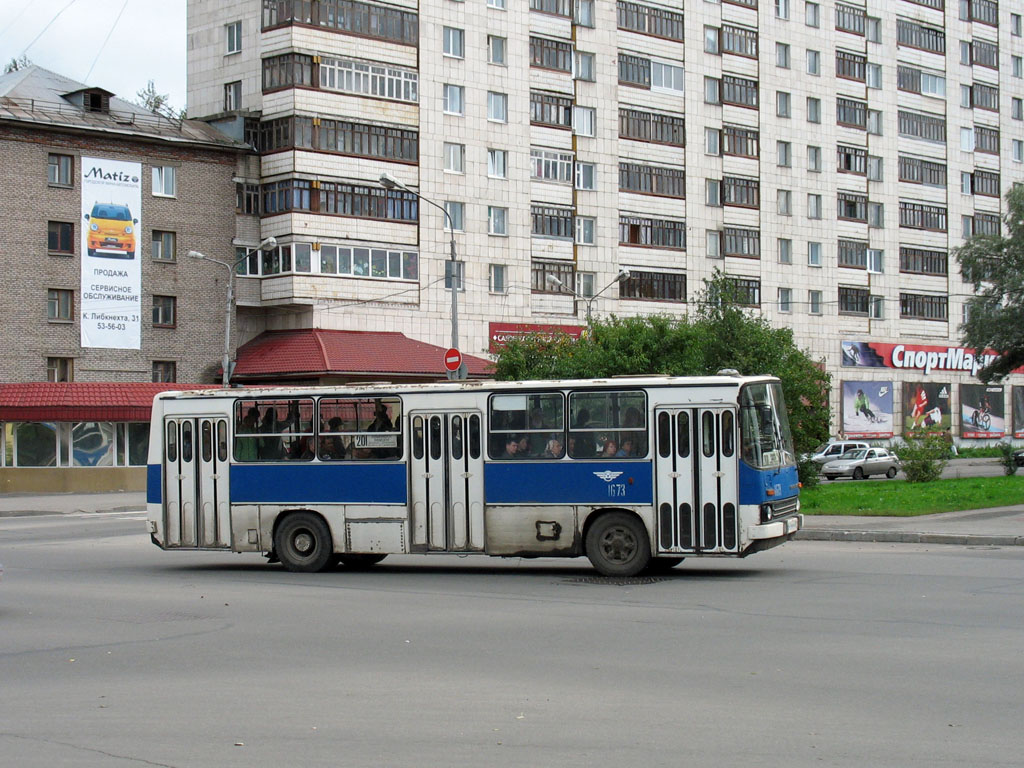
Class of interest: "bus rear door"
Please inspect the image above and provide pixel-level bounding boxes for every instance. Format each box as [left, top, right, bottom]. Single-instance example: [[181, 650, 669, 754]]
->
[[163, 416, 231, 549], [409, 412, 484, 552]]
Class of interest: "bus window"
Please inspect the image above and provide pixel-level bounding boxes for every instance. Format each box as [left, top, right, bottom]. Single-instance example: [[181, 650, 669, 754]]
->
[[721, 411, 734, 457], [181, 421, 193, 462], [166, 423, 177, 463], [658, 412, 671, 458], [468, 415, 481, 459], [451, 416, 463, 460], [217, 420, 228, 462], [677, 412, 690, 458], [488, 392, 563, 459], [429, 416, 442, 460], [318, 397, 401, 461], [233, 398, 315, 461], [412, 416, 424, 460], [233, 402, 261, 462], [739, 382, 796, 469], [701, 412, 715, 457], [201, 421, 212, 462], [568, 390, 647, 459]]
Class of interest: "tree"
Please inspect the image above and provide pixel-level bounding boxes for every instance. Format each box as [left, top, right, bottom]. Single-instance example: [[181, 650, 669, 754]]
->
[[955, 185, 1024, 382], [4, 55, 31, 74], [493, 273, 832, 457], [135, 80, 183, 120]]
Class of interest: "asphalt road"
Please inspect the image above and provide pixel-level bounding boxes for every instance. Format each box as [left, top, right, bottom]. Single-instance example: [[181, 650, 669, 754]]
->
[[2, 513, 1022, 767]]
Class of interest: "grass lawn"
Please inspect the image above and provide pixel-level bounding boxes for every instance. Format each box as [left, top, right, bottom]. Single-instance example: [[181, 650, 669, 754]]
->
[[800, 475, 1024, 516]]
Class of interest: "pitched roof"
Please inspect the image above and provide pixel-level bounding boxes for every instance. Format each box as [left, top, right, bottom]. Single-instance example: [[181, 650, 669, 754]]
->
[[0, 65, 246, 150], [233, 329, 493, 380], [0, 383, 219, 422]]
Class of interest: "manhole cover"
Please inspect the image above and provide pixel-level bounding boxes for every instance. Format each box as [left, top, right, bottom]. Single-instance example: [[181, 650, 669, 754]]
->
[[563, 575, 668, 586]]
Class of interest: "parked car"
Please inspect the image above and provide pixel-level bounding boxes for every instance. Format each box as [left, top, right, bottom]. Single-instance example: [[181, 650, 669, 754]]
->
[[822, 448, 901, 480], [807, 440, 871, 466], [1014, 447, 1024, 467]]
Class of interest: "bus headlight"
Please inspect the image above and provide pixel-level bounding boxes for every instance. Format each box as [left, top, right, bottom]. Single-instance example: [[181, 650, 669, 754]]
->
[[760, 504, 774, 523]]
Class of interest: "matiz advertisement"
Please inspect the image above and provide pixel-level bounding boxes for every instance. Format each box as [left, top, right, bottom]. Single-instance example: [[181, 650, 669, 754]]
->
[[902, 381, 951, 437], [841, 381, 894, 438], [80, 157, 141, 349], [960, 384, 1005, 439]]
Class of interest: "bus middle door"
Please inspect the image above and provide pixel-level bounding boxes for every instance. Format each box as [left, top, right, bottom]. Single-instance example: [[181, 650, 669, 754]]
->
[[409, 412, 484, 552], [163, 416, 230, 549]]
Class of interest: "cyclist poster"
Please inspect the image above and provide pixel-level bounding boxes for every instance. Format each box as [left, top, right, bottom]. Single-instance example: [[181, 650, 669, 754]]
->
[[960, 384, 1004, 439], [841, 381, 894, 438], [902, 381, 951, 437], [1014, 387, 1024, 439]]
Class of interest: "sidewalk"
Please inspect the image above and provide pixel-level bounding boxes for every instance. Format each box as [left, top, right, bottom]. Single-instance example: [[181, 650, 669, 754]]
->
[[0, 491, 146, 517]]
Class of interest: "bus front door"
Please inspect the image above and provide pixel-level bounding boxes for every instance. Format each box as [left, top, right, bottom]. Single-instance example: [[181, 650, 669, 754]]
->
[[654, 407, 739, 554], [409, 412, 484, 552], [163, 417, 231, 549]]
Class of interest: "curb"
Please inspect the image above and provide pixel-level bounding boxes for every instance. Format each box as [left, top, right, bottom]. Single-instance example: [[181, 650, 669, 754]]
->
[[795, 530, 1024, 546]]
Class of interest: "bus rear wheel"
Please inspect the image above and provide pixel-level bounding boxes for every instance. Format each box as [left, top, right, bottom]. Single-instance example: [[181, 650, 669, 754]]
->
[[335, 553, 387, 570], [585, 512, 650, 577], [275, 512, 333, 572]]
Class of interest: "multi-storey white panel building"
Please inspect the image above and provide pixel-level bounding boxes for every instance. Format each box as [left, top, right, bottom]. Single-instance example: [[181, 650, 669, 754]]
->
[[186, 0, 1024, 442]]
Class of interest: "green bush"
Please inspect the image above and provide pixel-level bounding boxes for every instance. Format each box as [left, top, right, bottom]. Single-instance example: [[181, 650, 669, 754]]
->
[[797, 457, 822, 489], [996, 442, 1020, 476], [897, 436, 950, 483]]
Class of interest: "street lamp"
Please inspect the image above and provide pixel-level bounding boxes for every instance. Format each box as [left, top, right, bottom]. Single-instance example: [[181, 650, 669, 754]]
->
[[379, 171, 465, 380], [188, 236, 277, 387], [546, 269, 631, 325]]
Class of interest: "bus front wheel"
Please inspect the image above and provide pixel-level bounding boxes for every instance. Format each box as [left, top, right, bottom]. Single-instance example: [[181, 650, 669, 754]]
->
[[275, 512, 333, 572], [585, 512, 650, 577]]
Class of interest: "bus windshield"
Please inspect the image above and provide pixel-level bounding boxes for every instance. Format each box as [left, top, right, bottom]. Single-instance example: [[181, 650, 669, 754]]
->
[[739, 381, 796, 469]]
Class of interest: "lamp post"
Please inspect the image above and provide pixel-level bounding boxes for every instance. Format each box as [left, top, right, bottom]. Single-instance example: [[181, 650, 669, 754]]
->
[[546, 269, 631, 325], [379, 172, 465, 380], [188, 236, 277, 387]]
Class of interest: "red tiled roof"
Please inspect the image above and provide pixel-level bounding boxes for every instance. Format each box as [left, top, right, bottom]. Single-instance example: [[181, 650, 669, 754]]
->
[[233, 329, 493, 379], [0, 383, 219, 422]]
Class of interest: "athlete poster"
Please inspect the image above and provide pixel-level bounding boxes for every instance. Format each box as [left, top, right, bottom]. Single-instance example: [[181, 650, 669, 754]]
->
[[1014, 387, 1024, 439], [902, 381, 951, 437], [960, 384, 1005, 439], [841, 381, 894, 438], [80, 157, 142, 349]]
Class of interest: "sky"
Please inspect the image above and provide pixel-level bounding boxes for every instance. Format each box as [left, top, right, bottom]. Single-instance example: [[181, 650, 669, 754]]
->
[[0, 0, 187, 111]]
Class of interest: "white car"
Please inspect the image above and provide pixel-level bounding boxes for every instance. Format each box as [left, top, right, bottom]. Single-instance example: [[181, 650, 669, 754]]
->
[[822, 448, 901, 480], [808, 440, 871, 465]]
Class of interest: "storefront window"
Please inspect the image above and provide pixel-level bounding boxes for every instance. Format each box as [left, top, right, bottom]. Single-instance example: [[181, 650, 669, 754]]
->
[[15, 422, 58, 467]]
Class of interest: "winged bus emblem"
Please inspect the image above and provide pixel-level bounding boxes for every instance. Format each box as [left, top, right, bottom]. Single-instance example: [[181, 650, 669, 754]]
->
[[593, 470, 624, 482]]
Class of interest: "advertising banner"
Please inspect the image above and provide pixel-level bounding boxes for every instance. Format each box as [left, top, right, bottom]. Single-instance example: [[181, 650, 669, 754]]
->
[[902, 381, 951, 437], [960, 384, 1005, 439], [840, 340, 1023, 377], [80, 157, 142, 349], [489, 322, 585, 351], [841, 381, 894, 438], [1014, 386, 1024, 439]]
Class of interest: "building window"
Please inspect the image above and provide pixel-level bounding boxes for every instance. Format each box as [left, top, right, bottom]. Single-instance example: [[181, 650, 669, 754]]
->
[[1014, 98, 1024, 120], [777, 189, 792, 215], [838, 192, 868, 222], [867, 249, 884, 274], [577, 272, 596, 299], [488, 206, 508, 236], [1013, 140, 1023, 163], [152, 166, 176, 197], [837, 97, 867, 129], [47, 153, 73, 186], [532, 205, 574, 239], [777, 141, 791, 167], [47, 221, 74, 254], [488, 149, 507, 178], [530, 91, 573, 129], [317, 246, 419, 281], [705, 77, 720, 104], [722, 176, 760, 208], [651, 61, 685, 93], [727, 277, 760, 307], [532, 36, 573, 71], [778, 287, 792, 312], [152, 295, 176, 327], [869, 295, 884, 319], [575, 0, 595, 27], [443, 201, 464, 232], [47, 357, 74, 382], [900, 246, 948, 276], [705, 26, 720, 54], [619, 215, 686, 249], [866, 63, 881, 89], [806, 50, 820, 75], [531, 148, 574, 183], [807, 194, 822, 219], [489, 0, 506, 8], [444, 143, 465, 173], [776, 42, 790, 68], [836, 50, 867, 82], [899, 201, 948, 232], [575, 52, 595, 81], [620, 271, 686, 302], [724, 227, 761, 258], [531, 259, 574, 293], [443, 26, 465, 58], [866, 17, 881, 42], [262, 53, 315, 90], [443, 84, 464, 115], [839, 286, 870, 316], [705, 127, 720, 155], [152, 231, 176, 261], [707, 230, 721, 258], [489, 264, 507, 294], [318, 58, 418, 103], [619, 162, 686, 198], [224, 80, 241, 111], [573, 106, 596, 137], [775, 0, 790, 19], [900, 293, 948, 321], [575, 162, 596, 190], [778, 238, 792, 263], [237, 182, 260, 214], [838, 239, 868, 269], [807, 97, 821, 123], [723, 75, 758, 108], [47, 289, 73, 321], [1013, 13, 1022, 36], [897, 19, 946, 55], [226, 20, 242, 54], [808, 242, 822, 266], [808, 290, 822, 314], [488, 92, 508, 122], [868, 202, 884, 228], [722, 125, 759, 158], [806, 1, 820, 27], [867, 156, 883, 181], [807, 145, 822, 172], [617, 1, 685, 40], [898, 110, 946, 143], [488, 35, 507, 65], [444, 260, 465, 291], [575, 217, 596, 245], [152, 361, 177, 383]]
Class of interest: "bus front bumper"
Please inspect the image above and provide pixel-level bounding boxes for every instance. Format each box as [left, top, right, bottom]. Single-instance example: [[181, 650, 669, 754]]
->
[[748, 513, 802, 540]]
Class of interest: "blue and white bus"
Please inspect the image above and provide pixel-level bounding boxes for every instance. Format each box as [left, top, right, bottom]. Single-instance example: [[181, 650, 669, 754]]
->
[[146, 374, 801, 576]]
